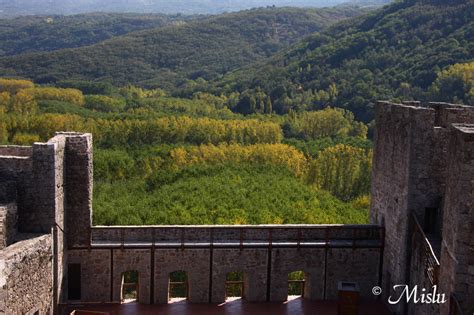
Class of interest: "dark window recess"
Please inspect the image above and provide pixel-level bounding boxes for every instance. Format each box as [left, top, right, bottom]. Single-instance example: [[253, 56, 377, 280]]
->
[[68, 263, 81, 300], [424, 207, 438, 234]]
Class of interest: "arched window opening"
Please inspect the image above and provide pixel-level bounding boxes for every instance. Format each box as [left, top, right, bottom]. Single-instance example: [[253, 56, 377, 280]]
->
[[169, 271, 188, 303], [121, 270, 139, 304], [225, 271, 244, 301], [288, 271, 305, 300]]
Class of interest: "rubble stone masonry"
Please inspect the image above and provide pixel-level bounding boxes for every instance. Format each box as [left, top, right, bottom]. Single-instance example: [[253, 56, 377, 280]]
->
[[0, 234, 52, 314]]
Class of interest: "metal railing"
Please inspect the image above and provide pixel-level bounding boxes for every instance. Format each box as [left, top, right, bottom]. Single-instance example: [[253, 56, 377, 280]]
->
[[412, 214, 440, 286], [88, 225, 384, 250]]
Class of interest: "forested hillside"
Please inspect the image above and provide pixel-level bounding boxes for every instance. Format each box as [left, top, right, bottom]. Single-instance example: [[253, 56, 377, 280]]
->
[[0, 13, 197, 56], [0, 7, 366, 89], [207, 0, 473, 121], [2, 1, 471, 122]]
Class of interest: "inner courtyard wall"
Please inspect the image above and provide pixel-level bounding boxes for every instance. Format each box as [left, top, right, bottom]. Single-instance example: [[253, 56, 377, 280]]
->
[[67, 243, 382, 305]]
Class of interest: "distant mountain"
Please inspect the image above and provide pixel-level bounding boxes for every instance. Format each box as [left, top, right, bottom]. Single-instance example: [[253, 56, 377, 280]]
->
[[209, 0, 474, 121], [0, 7, 367, 89], [0, 0, 392, 17], [0, 13, 197, 56]]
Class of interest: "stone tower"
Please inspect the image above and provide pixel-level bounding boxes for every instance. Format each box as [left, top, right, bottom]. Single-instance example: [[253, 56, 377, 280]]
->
[[371, 101, 474, 314]]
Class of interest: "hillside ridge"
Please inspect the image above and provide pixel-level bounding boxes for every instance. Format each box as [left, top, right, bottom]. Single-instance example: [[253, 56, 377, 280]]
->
[[0, 6, 366, 88], [207, 0, 473, 121]]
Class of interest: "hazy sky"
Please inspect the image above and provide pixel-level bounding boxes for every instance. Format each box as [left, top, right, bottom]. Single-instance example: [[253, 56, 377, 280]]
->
[[0, 0, 390, 17]]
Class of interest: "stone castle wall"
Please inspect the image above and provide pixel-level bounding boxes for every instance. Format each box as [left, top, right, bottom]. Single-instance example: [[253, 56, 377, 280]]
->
[[370, 102, 419, 313], [0, 146, 32, 157], [0, 234, 53, 315], [0, 151, 34, 226], [438, 125, 474, 315], [63, 134, 93, 248], [90, 224, 381, 243], [0, 133, 94, 314], [67, 245, 382, 305], [0, 203, 17, 250], [71, 225, 383, 304], [371, 101, 474, 314]]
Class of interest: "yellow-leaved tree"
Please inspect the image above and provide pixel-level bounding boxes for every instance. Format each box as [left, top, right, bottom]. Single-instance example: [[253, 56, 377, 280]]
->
[[307, 144, 372, 200], [0, 78, 34, 94], [169, 143, 308, 177], [0, 92, 10, 113], [11, 90, 38, 115], [430, 61, 473, 104], [22, 87, 85, 106], [290, 107, 368, 139]]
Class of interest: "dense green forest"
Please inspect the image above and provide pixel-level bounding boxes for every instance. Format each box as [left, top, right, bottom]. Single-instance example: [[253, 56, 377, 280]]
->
[[0, 7, 366, 89], [0, 13, 197, 56], [207, 0, 474, 121], [0, 78, 372, 225]]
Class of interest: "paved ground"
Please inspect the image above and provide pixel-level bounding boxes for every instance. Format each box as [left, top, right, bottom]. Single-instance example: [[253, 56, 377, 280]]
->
[[64, 298, 391, 315]]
